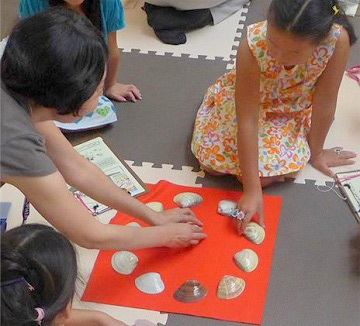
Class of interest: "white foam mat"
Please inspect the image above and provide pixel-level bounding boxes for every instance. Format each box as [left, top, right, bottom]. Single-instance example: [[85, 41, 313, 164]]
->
[[117, 4, 248, 61], [293, 74, 360, 185]]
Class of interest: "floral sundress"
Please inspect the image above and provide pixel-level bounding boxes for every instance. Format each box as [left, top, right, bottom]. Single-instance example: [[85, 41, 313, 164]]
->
[[191, 21, 340, 177]]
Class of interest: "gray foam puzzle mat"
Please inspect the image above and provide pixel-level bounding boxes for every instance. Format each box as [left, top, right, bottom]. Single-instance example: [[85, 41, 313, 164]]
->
[[162, 177, 360, 326]]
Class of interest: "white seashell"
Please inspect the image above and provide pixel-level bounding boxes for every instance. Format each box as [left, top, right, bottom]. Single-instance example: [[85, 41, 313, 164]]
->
[[217, 200, 237, 216], [126, 222, 141, 227], [217, 275, 245, 300], [234, 249, 259, 273], [244, 222, 265, 245], [173, 192, 203, 208], [146, 202, 164, 212], [135, 272, 165, 294], [111, 251, 138, 275]]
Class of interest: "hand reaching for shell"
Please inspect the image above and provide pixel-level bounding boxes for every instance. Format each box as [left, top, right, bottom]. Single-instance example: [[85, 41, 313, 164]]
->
[[236, 191, 265, 235], [164, 223, 207, 248], [155, 208, 204, 227]]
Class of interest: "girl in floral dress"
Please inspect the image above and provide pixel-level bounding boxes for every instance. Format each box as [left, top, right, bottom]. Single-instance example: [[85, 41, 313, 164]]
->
[[191, 0, 357, 233]]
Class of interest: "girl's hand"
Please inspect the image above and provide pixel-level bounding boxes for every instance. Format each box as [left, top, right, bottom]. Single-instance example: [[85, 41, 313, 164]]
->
[[163, 223, 207, 247], [154, 208, 203, 227], [310, 147, 357, 177], [105, 82, 142, 102], [236, 190, 265, 235]]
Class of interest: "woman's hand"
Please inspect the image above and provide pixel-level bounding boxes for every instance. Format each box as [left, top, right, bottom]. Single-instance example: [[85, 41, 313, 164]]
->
[[310, 147, 356, 177], [235, 190, 265, 235], [105, 82, 142, 102], [153, 208, 203, 227], [163, 223, 207, 248]]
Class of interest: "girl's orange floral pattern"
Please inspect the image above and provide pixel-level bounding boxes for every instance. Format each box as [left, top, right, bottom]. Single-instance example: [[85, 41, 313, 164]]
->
[[191, 21, 340, 177]]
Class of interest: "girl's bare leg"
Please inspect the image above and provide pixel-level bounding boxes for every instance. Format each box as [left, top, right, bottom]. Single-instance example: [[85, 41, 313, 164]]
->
[[200, 164, 228, 176], [236, 175, 283, 188]]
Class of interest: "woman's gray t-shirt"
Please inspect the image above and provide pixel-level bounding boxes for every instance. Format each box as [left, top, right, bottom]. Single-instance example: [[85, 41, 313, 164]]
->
[[1, 87, 57, 178]]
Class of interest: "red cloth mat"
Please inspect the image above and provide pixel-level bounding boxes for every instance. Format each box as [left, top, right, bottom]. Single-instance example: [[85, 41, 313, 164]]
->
[[82, 181, 282, 324]]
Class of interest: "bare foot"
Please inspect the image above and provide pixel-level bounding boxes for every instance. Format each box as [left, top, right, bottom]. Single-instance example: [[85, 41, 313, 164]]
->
[[200, 164, 228, 176]]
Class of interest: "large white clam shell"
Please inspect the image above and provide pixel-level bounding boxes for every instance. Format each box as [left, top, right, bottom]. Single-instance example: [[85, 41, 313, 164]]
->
[[146, 202, 164, 212], [135, 272, 165, 294], [173, 192, 203, 208], [217, 200, 237, 216], [126, 222, 141, 227], [217, 275, 245, 300], [244, 222, 265, 245], [234, 249, 259, 273], [111, 251, 138, 275]]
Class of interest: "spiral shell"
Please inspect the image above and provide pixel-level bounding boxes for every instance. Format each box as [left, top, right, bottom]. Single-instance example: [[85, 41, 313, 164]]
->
[[234, 249, 259, 273], [244, 222, 265, 245]]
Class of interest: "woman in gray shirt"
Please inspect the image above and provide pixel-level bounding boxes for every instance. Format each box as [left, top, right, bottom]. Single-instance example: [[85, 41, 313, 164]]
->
[[1, 8, 206, 250]]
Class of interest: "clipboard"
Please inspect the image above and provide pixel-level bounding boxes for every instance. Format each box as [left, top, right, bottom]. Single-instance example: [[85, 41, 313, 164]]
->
[[335, 169, 360, 223]]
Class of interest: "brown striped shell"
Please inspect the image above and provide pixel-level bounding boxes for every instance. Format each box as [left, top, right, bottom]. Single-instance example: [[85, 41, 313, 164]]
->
[[173, 280, 207, 303]]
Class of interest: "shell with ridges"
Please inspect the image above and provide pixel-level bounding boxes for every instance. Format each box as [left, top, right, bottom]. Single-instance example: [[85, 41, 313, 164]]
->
[[173, 280, 207, 303], [173, 192, 203, 208], [217, 200, 237, 216], [135, 273, 165, 294], [217, 275, 246, 299], [111, 251, 138, 275], [244, 222, 265, 244], [146, 202, 164, 212], [234, 249, 259, 273]]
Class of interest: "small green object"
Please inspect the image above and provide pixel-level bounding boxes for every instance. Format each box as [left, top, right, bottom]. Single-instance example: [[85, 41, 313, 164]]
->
[[96, 106, 110, 117]]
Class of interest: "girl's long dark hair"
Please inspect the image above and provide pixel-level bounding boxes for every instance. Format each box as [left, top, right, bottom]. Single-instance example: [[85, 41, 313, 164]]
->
[[1, 224, 77, 325], [49, 0, 102, 32], [268, 0, 357, 45]]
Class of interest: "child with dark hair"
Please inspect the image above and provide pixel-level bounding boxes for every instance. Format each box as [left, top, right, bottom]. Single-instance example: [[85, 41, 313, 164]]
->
[[1, 224, 126, 325], [18, 0, 141, 131], [191, 0, 357, 233], [1, 8, 206, 252]]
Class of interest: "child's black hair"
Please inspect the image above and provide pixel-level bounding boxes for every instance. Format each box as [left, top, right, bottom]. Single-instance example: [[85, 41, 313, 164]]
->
[[1, 224, 77, 325], [268, 0, 357, 46], [1, 7, 108, 116], [49, 0, 102, 32]]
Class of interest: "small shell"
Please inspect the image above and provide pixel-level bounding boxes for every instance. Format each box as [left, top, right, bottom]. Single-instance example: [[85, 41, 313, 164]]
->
[[234, 249, 259, 273], [173, 192, 203, 208], [111, 251, 138, 275], [244, 222, 265, 245], [135, 273, 165, 294], [173, 280, 207, 303], [146, 202, 164, 212], [217, 200, 237, 216], [217, 275, 245, 300], [126, 222, 141, 228]]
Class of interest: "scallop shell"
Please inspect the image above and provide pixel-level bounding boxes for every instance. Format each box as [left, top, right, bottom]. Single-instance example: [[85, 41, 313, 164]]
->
[[173, 192, 203, 208], [146, 202, 164, 212], [173, 280, 207, 303], [244, 222, 265, 245], [135, 273, 165, 294], [234, 249, 259, 273], [126, 222, 141, 227], [217, 275, 245, 300], [111, 251, 138, 275], [217, 200, 237, 216]]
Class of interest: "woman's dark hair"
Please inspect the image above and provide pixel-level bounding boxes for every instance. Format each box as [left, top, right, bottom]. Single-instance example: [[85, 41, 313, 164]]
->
[[1, 7, 107, 115], [49, 0, 102, 32], [1, 224, 77, 325], [268, 0, 357, 46]]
